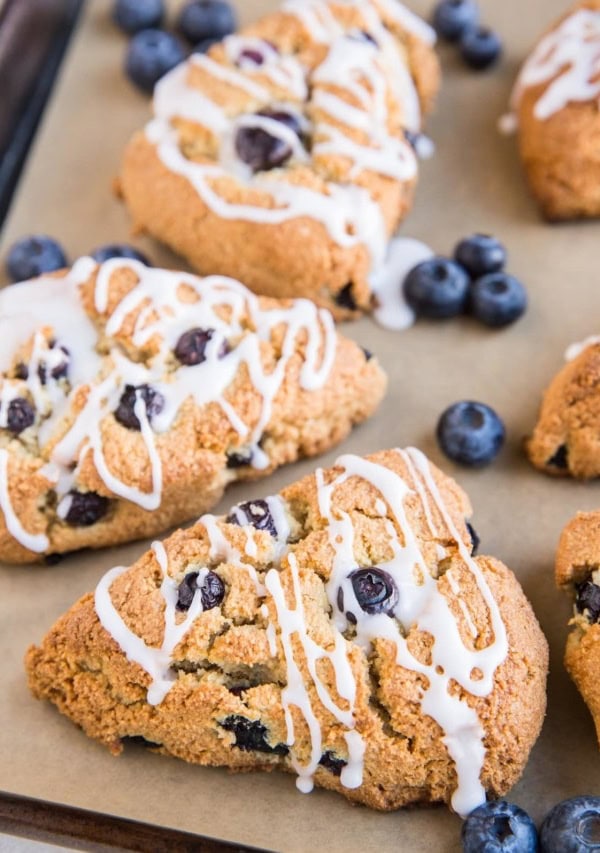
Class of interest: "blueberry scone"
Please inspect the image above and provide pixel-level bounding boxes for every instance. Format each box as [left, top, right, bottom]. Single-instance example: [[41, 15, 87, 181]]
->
[[505, 1, 600, 220], [0, 257, 385, 563], [556, 511, 600, 743], [26, 448, 548, 815], [527, 337, 600, 478], [120, 0, 440, 319]]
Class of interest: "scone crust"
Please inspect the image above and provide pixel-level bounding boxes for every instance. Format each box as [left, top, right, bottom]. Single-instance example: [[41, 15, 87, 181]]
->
[[0, 261, 386, 563], [120, 1, 440, 318], [516, 1, 600, 220], [527, 344, 600, 479], [556, 510, 600, 744], [26, 449, 548, 811]]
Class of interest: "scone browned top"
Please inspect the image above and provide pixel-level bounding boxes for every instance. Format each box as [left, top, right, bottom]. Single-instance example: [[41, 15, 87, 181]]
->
[[121, 0, 440, 315], [0, 258, 385, 562], [527, 339, 600, 479], [506, 1, 600, 219], [26, 448, 548, 815]]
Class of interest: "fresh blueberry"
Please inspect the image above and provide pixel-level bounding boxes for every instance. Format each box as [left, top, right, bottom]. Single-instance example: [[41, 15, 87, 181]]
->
[[432, 0, 479, 41], [90, 244, 150, 265], [176, 570, 225, 611], [540, 796, 600, 852], [575, 581, 600, 623], [335, 283, 358, 311], [258, 109, 303, 138], [319, 751, 347, 776], [114, 384, 164, 430], [348, 567, 399, 616], [220, 715, 288, 755], [403, 257, 470, 319], [462, 800, 538, 853], [174, 327, 228, 366], [235, 124, 292, 172], [226, 499, 276, 536], [361, 347, 373, 361], [546, 445, 568, 470], [37, 344, 70, 384], [226, 447, 253, 468], [125, 29, 186, 94], [63, 491, 110, 527], [177, 0, 236, 44], [4, 398, 35, 434], [437, 401, 505, 467], [469, 273, 527, 328], [112, 0, 164, 35], [6, 235, 67, 283], [454, 234, 506, 277], [460, 27, 502, 70], [236, 41, 277, 66], [192, 36, 221, 54]]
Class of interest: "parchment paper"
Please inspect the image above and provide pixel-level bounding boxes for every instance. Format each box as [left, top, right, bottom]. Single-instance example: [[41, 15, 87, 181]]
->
[[1, 1, 599, 850]]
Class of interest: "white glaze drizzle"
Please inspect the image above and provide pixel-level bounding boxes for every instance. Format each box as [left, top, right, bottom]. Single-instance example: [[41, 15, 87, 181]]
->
[[368, 235, 433, 330], [0, 259, 336, 550], [144, 0, 431, 271], [565, 334, 600, 361], [506, 9, 600, 128], [0, 449, 49, 552], [93, 447, 506, 814]]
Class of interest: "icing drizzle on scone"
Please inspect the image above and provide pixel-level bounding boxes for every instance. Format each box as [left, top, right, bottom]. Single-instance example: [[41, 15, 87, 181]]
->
[[144, 0, 432, 271], [0, 259, 336, 551], [507, 9, 600, 124], [93, 448, 508, 816]]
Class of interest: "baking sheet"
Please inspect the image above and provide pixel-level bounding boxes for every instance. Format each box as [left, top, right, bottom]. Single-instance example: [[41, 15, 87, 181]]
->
[[1, 1, 600, 850]]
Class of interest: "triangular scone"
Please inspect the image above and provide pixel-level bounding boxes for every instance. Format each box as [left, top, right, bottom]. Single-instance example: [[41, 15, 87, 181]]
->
[[555, 511, 600, 744], [26, 448, 548, 815], [527, 339, 600, 478], [0, 258, 385, 563], [507, 2, 600, 220], [120, 0, 440, 319]]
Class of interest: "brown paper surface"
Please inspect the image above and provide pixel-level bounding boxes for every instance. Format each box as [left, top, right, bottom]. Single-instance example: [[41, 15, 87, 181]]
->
[[1, 1, 599, 850]]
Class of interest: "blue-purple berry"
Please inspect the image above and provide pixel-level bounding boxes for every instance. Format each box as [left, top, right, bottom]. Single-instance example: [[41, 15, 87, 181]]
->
[[90, 244, 151, 265], [125, 29, 186, 94], [112, 0, 164, 35], [460, 26, 502, 70], [540, 796, 600, 853], [6, 235, 67, 283], [437, 401, 505, 467], [177, 0, 236, 44], [403, 257, 470, 319], [462, 800, 538, 853], [454, 234, 506, 277], [432, 0, 479, 41], [469, 272, 527, 328]]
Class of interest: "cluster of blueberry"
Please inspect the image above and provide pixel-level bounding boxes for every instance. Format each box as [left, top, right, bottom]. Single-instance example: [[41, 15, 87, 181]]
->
[[404, 233, 527, 328], [462, 796, 600, 853], [4, 234, 149, 282], [432, 0, 502, 71], [113, 0, 237, 93]]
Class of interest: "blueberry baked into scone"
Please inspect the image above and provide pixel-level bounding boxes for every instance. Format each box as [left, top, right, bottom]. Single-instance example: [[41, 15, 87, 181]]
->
[[527, 337, 600, 478], [556, 511, 600, 743], [0, 257, 385, 563], [120, 0, 440, 319], [26, 448, 548, 815], [506, 1, 600, 220]]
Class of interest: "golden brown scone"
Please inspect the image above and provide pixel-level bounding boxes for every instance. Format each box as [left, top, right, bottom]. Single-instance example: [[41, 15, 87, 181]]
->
[[120, 0, 440, 320], [26, 447, 548, 815], [509, 2, 600, 221], [526, 340, 600, 478], [555, 511, 600, 744], [0, 257, 386, 564]]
